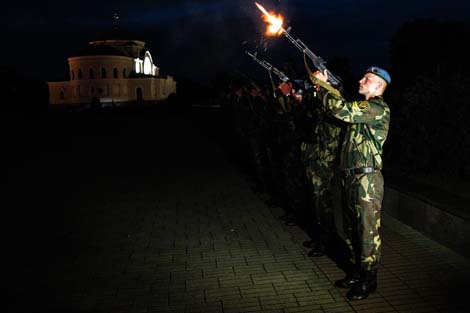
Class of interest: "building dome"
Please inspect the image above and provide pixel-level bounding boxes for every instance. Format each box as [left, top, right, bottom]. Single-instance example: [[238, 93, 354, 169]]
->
[[48, 14, 176, 107], [74, 45, 127, 57]]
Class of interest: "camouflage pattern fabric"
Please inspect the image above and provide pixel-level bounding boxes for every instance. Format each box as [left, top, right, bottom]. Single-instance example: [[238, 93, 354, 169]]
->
[[305, 158, 336, 230], [313, 79, 390, 170], [312, 77, 390, 271], [342, 172, 384, 270], [277, 97, 308, 215], [245, 94, 271, 190], [303, 123, 341, 232], [301, 94, 342, 233]]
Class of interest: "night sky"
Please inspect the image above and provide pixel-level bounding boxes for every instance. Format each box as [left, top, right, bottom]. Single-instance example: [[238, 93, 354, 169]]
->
[[2, 0, 470, 83]]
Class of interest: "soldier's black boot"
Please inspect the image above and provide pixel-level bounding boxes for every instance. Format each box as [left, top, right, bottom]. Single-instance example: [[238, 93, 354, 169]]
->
[[307, 242, 326, 257], [302, 240, 315, 248], [346, 269, 377, 301], [335, 269, 360, 288]]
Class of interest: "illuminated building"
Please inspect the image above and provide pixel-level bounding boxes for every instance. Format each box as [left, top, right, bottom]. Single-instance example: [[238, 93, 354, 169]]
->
[[48, 15, 176, 107]]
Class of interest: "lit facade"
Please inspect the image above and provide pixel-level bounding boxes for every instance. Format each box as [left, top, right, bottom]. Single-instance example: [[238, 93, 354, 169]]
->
[[48, 24, 176, 107]]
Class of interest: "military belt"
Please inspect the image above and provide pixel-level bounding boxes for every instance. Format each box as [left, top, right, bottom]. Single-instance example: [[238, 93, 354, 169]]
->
[[343, 167, 378, 177]]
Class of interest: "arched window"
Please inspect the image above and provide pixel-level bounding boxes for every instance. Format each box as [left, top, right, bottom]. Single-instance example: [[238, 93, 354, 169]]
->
[[60, 91, 65, 100], [101, 68, 107, 79], [71, 70, 75, 80], [89, 68, 94, 79], [123, 68, 127, 78], [113, 68, 118, 79], [78, 69, 82, 80]]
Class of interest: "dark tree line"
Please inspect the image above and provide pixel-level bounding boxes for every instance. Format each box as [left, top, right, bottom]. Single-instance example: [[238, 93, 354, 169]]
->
[[386, 19, 470, 178]]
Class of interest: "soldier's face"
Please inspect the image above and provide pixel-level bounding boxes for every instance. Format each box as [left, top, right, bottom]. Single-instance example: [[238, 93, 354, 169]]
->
[[358, 73, 382, 96]]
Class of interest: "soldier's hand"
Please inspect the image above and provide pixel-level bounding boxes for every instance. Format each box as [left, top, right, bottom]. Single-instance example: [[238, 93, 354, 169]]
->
[[313, 70, 329, 83], [278, 82, 293, 96], [293, 92, 303, 102]]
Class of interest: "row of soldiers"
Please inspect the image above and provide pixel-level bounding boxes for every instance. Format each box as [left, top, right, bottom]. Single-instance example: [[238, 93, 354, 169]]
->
[[220, 65, 391, 301], [223, 75, 342, 255]]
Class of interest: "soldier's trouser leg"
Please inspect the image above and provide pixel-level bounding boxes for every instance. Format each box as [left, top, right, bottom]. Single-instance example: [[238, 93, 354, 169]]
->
[[312, 175, 335, 229], [306, 163, 322, 239], [247, 136, 267, 191], [314, 161, 336, 234], [342, 171, 383, 271], [305, 162, 335, 250]]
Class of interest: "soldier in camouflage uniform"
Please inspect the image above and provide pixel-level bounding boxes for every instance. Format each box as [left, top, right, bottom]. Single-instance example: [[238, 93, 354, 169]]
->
[[273, 87, 308, 225], [301, 90, 343, 257], [245, 83, 271, 193], [311, 66, 391, 301], [278, 83, 343, 256]]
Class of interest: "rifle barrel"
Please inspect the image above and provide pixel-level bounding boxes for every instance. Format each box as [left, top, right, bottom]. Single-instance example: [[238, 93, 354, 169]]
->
[[280, 27, 342, 88], [245, 51, 289, 82]]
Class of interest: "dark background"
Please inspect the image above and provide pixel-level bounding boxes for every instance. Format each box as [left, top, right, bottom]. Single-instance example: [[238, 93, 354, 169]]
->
[[1, 0, 470, 81], [2, 0, 470, 178]]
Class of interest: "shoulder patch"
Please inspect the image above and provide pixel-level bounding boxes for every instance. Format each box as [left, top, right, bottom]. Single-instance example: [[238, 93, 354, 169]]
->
[[358, 101, 370, 110]]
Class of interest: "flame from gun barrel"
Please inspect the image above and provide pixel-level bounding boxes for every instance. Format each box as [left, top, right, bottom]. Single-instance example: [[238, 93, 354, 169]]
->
[[253, 2, 343, 89], [255, 2, 284, 36]]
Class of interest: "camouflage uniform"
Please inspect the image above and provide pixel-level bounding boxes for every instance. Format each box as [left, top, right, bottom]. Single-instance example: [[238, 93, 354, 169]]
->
[[313, 78, 390, 271], [303, 103, 342, 235], [275, 94, 308, 220], [245, 91, 271, 191]]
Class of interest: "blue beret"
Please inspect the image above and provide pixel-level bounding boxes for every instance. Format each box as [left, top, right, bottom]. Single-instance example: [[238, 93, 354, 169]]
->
[[366, 66, 391, 84]]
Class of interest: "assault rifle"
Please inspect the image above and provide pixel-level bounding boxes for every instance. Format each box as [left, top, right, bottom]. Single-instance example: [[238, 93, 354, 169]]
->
[[280, 27, 343, 90], [245, 50, 305, 95], [253, 2, 343, 89]]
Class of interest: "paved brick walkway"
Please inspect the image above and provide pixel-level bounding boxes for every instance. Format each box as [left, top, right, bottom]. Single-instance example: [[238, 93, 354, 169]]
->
[[7, 111, 469, 313]]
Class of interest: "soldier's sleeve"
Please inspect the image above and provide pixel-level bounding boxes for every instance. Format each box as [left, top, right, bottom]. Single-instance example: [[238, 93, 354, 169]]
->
[[311, 76, 386, 124]]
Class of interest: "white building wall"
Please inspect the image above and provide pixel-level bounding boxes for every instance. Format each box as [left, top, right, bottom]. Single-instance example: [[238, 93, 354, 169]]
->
[[48, 53, 176, 106]]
